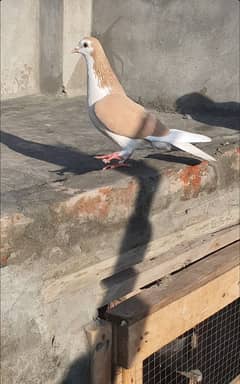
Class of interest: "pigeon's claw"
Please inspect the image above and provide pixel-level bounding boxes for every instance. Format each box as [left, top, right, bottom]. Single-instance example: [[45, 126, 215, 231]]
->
[[95, 152, 131, 170], [103, 163, 131, 171], [95, 152, 123, 164]]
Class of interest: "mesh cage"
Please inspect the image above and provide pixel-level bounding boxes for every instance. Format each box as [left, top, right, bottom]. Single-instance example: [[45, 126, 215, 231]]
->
[[143, 298, 240, 384]]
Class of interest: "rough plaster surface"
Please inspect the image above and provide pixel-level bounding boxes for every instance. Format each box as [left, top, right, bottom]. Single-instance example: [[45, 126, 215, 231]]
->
[[1, 0, 39, 99], [1, 0, 92, 98], [39, 0, 63, 94], [1, 96, 239, 383], [92, 0, 240, 107], [2, 0, 239, 104], [63, 0, 92, 96]]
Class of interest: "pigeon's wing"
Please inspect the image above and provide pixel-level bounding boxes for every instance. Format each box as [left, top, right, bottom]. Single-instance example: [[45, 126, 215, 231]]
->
[[94, 94, 169, 139]]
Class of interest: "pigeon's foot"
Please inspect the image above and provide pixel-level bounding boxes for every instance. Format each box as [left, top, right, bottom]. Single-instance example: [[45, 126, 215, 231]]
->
[[95, 152, 131, 170], [95, 152, 123, 164], [103, 162, 130, 171]]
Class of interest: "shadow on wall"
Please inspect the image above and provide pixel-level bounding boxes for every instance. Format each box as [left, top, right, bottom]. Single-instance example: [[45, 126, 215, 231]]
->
[[67, 58, 86, 93], [61, 162, 161, 384], [175, 93, 240, 131], [39, 0, 63, 94]]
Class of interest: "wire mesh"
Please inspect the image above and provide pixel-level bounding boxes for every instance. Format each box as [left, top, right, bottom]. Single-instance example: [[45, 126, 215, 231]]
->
[[143, 298, 240, 384]]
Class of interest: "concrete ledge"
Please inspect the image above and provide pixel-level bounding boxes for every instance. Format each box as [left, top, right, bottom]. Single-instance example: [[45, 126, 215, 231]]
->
[[1, 96, 239, 384], [1, 141, 239, 270], [1, 96, 239, 272]]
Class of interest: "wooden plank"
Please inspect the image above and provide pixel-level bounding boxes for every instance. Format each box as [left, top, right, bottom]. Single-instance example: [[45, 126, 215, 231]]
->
[[113, 328, 142, 384], [107, 242, 239, 367], [118, 266, 239, 367], [122, 367, 136, 384], [112, 367, 123, 384], [107, 241, 239, 324], [112, 322, 123, 384], [99, 228, 240, 305], [135, 361, 143, 384], [121, 362, 143, 384], [85, 320, 112, 384], [43, 224, 239, 304], [230, 376, 240, 384]]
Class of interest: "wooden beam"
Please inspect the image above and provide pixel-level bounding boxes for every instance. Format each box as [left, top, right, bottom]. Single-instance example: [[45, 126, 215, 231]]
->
[[107, 242, 239, 368], [230, 376, 240, 384], [100, 226, 240, 305], [112, 367, 123, 384], [107, 241, 239, 324], [112, 322, 123, 384], [121, 361, 143, 384], [85, 320, 112, 384], [43, 224, 239, 305], [122, 367, 136, 384]]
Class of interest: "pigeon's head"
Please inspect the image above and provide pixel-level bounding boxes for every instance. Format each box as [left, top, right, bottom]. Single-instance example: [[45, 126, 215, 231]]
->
[[72, 37, 101, 58]]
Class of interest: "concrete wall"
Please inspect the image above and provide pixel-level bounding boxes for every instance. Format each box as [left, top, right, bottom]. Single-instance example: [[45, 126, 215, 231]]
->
[[62, 0, 92, 96], [92, 0, 240, 108], [2, 0, 239, 104], [39, 0, 92, 96], [39, 0, 63, 94], [1, 0, 40, 99], [1, 0, 92, 99]]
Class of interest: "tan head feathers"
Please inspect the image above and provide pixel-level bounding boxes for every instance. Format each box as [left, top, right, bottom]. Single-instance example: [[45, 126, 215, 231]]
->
[[80, 36, 125, 93]]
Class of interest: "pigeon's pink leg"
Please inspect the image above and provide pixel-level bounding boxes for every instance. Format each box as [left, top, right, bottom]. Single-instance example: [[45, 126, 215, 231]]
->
[[95, 152, 130, 170], [95, 150, 132, 170], [95, 152, 123, 164], [103, 163, 130, 171]]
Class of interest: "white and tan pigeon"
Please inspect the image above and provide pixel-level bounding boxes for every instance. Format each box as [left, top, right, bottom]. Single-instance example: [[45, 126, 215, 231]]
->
[[73, 37, 215, 169]]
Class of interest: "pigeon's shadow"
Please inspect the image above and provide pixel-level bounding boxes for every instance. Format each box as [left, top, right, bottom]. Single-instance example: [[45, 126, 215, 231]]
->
[[0, 130, 103, 176], [175, 93, 240, 131], [1, 131, 199, 179], [146, 152, 201, 166]]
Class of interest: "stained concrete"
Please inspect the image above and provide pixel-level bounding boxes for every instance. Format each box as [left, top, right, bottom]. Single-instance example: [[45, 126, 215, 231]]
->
[[1, 0, 40, 98], [1, 0, 92, 99], [1, 96, 239, 383], [2, 0, 239, 105], [92, 0, 240, 108]]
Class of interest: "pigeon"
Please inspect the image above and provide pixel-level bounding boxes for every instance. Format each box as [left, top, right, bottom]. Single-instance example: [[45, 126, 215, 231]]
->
[[72, 37, 215, 169], [177, 369, 203, 383]]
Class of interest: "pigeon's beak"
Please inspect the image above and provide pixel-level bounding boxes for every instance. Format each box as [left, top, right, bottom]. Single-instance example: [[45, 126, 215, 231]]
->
[[72, 47, 81, 54]]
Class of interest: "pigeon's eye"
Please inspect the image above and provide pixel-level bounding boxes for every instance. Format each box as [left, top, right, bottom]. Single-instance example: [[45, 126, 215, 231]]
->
[[83, 42, 88, 48]]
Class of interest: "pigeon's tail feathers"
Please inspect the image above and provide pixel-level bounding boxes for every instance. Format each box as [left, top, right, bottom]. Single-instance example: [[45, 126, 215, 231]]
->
[[147, 129, 215, 162], [172, 142, 216, 162], [155, 129, 212, 144]]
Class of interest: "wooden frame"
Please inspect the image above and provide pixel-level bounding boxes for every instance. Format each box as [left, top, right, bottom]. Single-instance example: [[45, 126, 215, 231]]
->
[[107, 241, 239, 382], [85, 320, 112, 384], [83, 230, 239, 384], [44, 224, 239, 306], [230, 376, 240, 384]]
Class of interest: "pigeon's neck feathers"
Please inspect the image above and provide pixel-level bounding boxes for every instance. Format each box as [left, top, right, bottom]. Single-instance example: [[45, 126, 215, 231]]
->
[[85, 45, 125, 106]]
